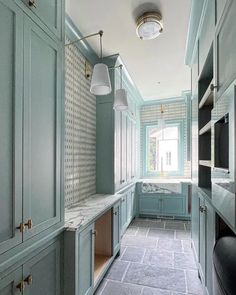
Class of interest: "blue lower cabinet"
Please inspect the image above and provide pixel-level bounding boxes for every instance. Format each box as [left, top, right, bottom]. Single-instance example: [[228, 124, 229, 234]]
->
[[121, 194, 128, 235], [127, 191, 132, 224], [113, 203, 120, 255], [139, 196, 160, 215], [162, 196, 185, 215], [0, 268, 22, 295], [191, 186, 200, 260], [0, 237, 62, 295]]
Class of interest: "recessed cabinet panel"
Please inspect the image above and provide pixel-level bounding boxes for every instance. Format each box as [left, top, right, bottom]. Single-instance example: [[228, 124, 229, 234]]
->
[[23, 241, 61, 295], [162, 197, 185, 215], [216, 0, 228, 23], [216, 0, 236, 97], [23, 17, 62, 240], [78, 224, 94, 295], [114, 111, 121, 191], [126, 118, 132, 183], [113, 204, 120, 254], [191, 186, 200, 259], [121, 114, 127, 186], [139, 196, 160, 215], [0, 268, 22, 295], [0, 0, 23, 255], [17, 0, 62, 39], [199, 0, 215, 74]]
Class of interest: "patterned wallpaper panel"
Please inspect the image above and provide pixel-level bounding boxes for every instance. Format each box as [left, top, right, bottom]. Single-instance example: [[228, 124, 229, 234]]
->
[[140, 100, 191, 178], [65, 38, 96, 208]]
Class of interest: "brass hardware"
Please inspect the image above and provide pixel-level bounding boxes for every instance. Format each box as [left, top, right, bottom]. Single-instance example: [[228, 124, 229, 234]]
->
[[16, 281, 25, 292], [17, 223, 25, 233], [199, 206, 206, 213], [24, 275, 33, 286], [210, 84, 217, 91], [114, 211, 118, 216], [92, 230, 97, 236], [29, 0, 36, 8], [25, 219, 33, 229], [85, 61, 92, 79]]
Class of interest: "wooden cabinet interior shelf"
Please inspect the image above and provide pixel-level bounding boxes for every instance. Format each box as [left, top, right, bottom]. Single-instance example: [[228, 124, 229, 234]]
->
[[94, 209, 112, 283], [199, 79, 214, 109], [199, 121, 211, 135], [199, 160, 211, 168]]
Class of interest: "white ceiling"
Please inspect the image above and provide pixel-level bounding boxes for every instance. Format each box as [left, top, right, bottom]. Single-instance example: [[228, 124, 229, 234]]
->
[[66, 0, 191, 101]]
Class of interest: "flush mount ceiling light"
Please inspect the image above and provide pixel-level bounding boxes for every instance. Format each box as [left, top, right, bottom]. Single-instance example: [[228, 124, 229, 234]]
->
[[136, 11, 163, 40], [65, 30, 111, 96]]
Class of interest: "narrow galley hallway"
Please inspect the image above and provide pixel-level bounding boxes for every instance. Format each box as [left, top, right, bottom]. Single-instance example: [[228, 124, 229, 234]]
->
[[95, 219, 203, 295]]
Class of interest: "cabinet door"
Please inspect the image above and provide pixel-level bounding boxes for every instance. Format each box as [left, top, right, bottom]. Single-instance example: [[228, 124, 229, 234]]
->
[[131, 122, 136, 180], [131, 187, 136, 218], [139, 196, 160, 215], [0, 268, 22, 295], [191, 186, 200, 260], [216, 0, 227, 23], [121, 114, 127, 185], [216, 0, 236, 98], [16, 0, 62, 39], [0, 0, 23, 255], [161, 196, 185, 216], [205, 199, 215, 295], [199, 195, 206, 281], [78, 224, 94, 295], [114, 111, 122, 191], [126, 118, 132, 183], [113, 203, 120, 254], [23, 240, 61, 295], [23, 17, 63, 240], [126, 190, 132, 224], [121, 195, 127, 235]]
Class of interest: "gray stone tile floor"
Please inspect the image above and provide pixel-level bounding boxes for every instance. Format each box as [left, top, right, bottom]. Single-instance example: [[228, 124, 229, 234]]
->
[[95, 218, 204, 295]]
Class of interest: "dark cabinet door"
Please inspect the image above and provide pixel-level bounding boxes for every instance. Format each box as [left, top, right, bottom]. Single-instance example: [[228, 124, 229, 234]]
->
[[23, 17, 63, 240], [23, 240, 62, 295], [0, 0, 23, 255]]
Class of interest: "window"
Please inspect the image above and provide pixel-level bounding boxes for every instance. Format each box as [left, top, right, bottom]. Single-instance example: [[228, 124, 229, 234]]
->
[[146, 123, 182, 175]]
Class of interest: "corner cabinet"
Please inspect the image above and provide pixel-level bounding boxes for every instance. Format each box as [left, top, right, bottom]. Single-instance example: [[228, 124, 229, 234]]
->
[[0, 0, 64, 270]]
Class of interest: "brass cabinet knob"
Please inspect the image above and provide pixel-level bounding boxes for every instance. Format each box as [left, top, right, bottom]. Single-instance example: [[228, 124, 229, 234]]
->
[[29, 0, 36, 8], [210, 84, 217, 91], [16, 281, 25, 292], [17, 223, 25, 233], [24, 275, 33, 286], [25, 219, 33, 229], [199, 206, 207, 213]]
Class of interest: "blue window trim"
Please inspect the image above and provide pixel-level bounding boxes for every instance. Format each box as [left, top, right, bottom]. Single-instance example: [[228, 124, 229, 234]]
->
[[142, 119, 185, 177]]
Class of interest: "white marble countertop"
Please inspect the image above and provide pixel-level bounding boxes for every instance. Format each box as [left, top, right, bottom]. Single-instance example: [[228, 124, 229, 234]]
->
[[65, 194, 122, 231]]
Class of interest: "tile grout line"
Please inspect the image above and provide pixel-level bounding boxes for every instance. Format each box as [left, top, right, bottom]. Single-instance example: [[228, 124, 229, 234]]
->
[[120, 261, 131, 282], [98, 279, 108, 295], [184, 269, 189, 294]]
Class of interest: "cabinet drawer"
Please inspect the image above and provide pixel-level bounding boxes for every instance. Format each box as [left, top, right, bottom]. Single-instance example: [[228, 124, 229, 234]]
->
[[16, 0, 62, 39]]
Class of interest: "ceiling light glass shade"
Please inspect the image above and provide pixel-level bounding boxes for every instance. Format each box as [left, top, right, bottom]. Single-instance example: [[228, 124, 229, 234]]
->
[[90, 63, 112, 95], [113, 88, 128, 111], [136, 12, 163, 40]]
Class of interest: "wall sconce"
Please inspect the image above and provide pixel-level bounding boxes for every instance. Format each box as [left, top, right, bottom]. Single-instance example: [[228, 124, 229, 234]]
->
[[65, 30, 111, 96], [113, 65, 128, 111]]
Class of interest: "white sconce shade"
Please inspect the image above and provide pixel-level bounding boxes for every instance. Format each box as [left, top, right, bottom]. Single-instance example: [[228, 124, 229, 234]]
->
[[90, 63, 112, 95], [113, 88, 128, 111]]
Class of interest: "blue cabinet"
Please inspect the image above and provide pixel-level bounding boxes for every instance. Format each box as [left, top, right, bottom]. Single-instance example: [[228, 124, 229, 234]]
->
[[23, 16, 63, 241], [15, 0, 63, 39], [0, 238, 62, 295], [162, 196, 185, 215], [0, 0, 23, 255], [78, 224, 94, 295], [113, 203, 120, 254], [139, 196, 161, 215], [191, 185, 200, 260], [121, 194, 128, 235]]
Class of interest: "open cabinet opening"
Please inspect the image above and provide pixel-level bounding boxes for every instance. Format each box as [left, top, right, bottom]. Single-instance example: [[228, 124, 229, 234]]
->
[[94, 209, 113, 282]]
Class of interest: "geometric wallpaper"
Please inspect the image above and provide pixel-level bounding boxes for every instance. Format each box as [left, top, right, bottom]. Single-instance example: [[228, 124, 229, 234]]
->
[[64, 38, 96, 208]]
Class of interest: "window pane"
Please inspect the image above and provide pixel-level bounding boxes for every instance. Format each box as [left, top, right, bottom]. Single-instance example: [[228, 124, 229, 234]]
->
[[159, 139, 178, 171], [163, 126, 178, 139], [148, 136, 157, 171]]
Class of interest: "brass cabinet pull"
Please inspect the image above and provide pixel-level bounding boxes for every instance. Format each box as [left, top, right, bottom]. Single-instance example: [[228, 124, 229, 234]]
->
[[17, 223, 25, 233], [210, 84, 217, 91], [29, 0, 36, 8], [25, 219, 33, 229], [24, 275, 33, 286], [199, 206, 207, 213], [16, 281, 25, 292]]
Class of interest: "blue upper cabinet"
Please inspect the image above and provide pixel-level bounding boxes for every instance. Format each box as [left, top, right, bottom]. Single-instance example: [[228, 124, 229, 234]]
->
[[15, 0, 63, 39], [198, 0, 215, 75], [23, 16, 63, 240], [216, 0, 236, 98], [0, 0, 23, 255]]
